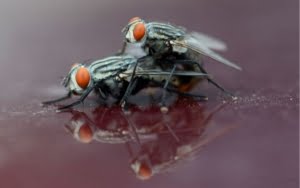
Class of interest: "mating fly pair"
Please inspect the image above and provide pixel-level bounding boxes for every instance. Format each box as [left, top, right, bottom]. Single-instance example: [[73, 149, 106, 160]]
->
[[122, 17, 241, 70], [43, 17, 241, 111]]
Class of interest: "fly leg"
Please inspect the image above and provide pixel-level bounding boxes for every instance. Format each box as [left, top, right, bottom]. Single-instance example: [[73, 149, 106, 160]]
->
[[198, 65, 234, 97], [120, 77, 139, 113], [166, 88, 208, 101], [57, 86, 95, 111], [116, 41, 127, 55], [153, 63, 180, 141], [120, 58, 142, 112], [174, 59, 234, 97], [42, 91, 72, 106], [160, 65, 176, 113], [97, 88, 109, 104], [150, 79, 208, 101], [122, 112, 142, 146], [200, 102, 228, 126], [162, 113, 180, 142]]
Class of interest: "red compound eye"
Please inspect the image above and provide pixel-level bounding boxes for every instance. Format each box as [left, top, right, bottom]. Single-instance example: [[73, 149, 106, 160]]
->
[[133, 23, 146, 41], [78, 124, 93, 144], [129, 16, 140, 24], [75, 67, 90, 89], [137, 162, 152, 180]]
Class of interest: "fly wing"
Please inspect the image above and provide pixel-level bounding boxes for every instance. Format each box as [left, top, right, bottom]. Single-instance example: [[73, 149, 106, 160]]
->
[[171, 38, 242, 71], [119, 69, 210, 81], [133, 70, 210, 77], [188, 32, 227, 51]]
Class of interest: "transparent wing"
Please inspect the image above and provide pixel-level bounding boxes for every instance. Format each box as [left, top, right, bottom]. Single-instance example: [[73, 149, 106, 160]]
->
[[133, 70, 210, 77], [188, 32, 227, 51], [171, 39, 242, 71], [119, 69, 210, 81]]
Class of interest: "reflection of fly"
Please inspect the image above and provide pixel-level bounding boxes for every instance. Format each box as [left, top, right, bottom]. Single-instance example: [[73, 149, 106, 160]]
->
[[42, 54, 209, 111], [64, 108, 132, 144], [62, 99, 235, 180], [62, 99, 216, 146], [63, 99, 215, 145], [129, 102, 236, 180]]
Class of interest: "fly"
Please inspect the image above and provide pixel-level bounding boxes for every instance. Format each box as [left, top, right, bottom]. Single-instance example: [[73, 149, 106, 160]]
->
[[121, 17, 241, 97], [42, 55, 139, 110], [64, 108, 133, 144], [121, 17, 242, 70], [42, 54, 209, 111]]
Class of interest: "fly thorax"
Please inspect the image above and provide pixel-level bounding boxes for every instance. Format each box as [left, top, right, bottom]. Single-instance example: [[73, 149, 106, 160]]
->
[[145, 39, 173, 57], [103, 79, 116, 90]]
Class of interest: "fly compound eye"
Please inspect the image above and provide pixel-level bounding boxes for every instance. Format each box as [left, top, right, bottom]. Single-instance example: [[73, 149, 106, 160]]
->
[[75, 67, 90, 89], [133, 22, 146, 41], [137, 162, 152, 180], [129, 16, 141, 24], [78, 124, 93, 143]]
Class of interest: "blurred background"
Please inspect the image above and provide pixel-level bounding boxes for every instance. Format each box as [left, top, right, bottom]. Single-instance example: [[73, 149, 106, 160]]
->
[[0, 0, 298, 187]]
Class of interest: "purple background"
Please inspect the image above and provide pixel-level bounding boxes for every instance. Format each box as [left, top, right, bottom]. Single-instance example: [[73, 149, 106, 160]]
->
[[0, 0, 298, 187]]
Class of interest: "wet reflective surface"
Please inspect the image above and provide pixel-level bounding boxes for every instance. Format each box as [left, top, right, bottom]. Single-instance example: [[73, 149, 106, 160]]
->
[[0, 0, 298, 187], [64, 99, 236, 180]]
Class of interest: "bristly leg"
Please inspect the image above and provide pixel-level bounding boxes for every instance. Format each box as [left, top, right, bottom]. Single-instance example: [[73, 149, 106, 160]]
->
[[149, 79, 208, 101], [42, 91, 72, 106], [197, 65, 234, 97], [172, 59, 234, 97], [201, 102, 228, 126], [162, 114, 180, 142], [57, 86, 95, 111], [122, 113, 141, 146], [125, 142, 134, 158], [120, 58, 141, 112], [116, 41, 127, 55], [160, 65, 177, 113], [166, 88, 208, 101], [120, 77, 139, 112]]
